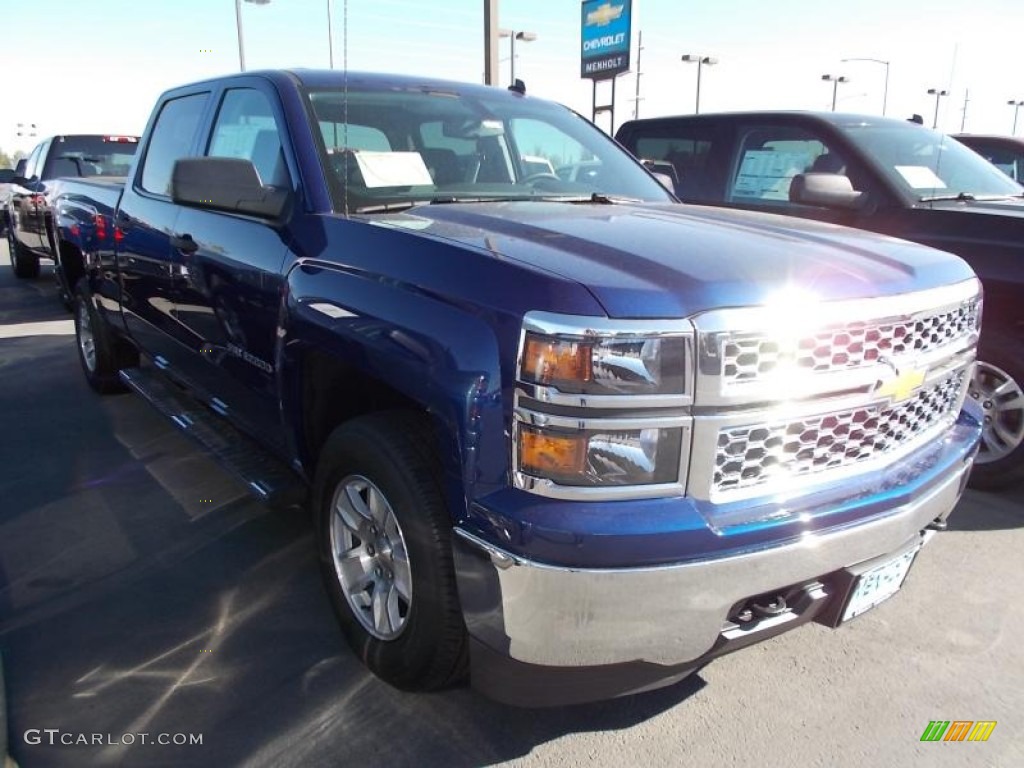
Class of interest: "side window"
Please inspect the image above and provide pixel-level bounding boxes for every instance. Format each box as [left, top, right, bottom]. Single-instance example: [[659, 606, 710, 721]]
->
[[729, 125, 863, 206], [140, 93, 209, 196], [24, 143, 44, 180], [635, 135, 716, 198], [208, 89, 291, 188], [510, 118, 590, 182]]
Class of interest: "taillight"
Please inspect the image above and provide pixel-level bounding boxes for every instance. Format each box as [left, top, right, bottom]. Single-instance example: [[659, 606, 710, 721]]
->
[[94, 214, 107, 240]]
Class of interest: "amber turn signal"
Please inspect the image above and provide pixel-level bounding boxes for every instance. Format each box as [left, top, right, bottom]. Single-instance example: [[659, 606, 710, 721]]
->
[[519, 426, 587, 479], [521, 335, 593, 387]]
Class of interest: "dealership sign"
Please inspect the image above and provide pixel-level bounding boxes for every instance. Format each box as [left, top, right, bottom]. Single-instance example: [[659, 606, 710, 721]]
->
[[580, 0, 632, 79]]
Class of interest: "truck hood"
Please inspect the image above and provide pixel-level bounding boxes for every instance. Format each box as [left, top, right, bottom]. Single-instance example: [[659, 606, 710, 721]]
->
[[366, 201, 977, 319]]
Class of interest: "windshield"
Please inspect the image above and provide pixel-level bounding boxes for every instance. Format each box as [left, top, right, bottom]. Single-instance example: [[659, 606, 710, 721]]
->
[[46, 135, 139, 179], [305, 86, 672, 212], [839, 121, 1023, 201]]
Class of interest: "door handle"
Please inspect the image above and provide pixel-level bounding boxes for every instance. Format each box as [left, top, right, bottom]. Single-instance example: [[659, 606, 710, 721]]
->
[[171, 233, 198, 254]]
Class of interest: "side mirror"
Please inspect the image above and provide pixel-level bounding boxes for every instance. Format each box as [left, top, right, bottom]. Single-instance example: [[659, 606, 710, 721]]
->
[[0, 169, 14, 183], [171, 157, 291, 220], [789, 172, 864, 210]]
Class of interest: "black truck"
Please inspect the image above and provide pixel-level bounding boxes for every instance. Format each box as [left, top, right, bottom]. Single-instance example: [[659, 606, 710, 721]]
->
[[3, 134, 138, 291], [616, 111, 1024, 488]]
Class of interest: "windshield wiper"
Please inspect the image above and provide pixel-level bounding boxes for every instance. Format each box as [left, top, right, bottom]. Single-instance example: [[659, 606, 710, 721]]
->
[[918, 192, 1022, 203], [535, 192, 646, 204], [354, 195, 534, 213]]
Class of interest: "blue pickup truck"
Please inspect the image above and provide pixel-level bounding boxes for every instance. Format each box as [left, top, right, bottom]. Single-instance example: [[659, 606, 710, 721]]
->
[[55, 70, 982, 706]]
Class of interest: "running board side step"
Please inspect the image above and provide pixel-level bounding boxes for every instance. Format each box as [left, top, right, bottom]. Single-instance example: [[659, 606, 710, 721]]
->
[[119, 367, 307, 509]]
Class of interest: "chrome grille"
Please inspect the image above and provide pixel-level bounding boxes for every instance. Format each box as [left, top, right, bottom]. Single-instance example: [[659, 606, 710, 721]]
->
[[722, 300, 979, 383], [712, 368, 967, 494]]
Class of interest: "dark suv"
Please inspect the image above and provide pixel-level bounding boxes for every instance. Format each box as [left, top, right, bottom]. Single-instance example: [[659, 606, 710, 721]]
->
[[616, 112, 1024, 488]]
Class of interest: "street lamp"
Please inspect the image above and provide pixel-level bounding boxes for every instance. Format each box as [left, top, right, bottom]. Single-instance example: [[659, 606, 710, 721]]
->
[[499, 29, 537, 86], [841, 58, 890, 115], [681, 54, 717, 114], [235, 0, 271, 72], [822, 74, 850, 112], [1009, 99, 1024, 135], [927, 88, 949, 129]]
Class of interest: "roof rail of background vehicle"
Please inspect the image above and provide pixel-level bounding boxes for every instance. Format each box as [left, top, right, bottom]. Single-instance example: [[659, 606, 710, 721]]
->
[[620, 111, 934, 127]]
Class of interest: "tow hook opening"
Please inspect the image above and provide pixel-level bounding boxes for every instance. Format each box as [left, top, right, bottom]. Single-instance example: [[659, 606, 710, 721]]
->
[[732, 594, 789, 624]]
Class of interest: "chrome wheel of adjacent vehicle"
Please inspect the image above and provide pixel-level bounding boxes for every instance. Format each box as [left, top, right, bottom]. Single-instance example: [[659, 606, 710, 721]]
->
[[77, 300, 97, 373], [969, 361, 1024, 464], [329, 474, 412, 640]]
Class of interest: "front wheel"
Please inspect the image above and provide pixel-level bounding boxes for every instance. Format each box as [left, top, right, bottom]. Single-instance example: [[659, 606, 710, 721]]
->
[[967, 354, 1024, 490], [313, 412, 467, 691], [7, 229, 40, 279]]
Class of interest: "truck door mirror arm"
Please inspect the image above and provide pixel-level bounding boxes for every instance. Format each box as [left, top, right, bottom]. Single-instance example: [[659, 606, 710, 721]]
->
[[171, 157, 292, 221]]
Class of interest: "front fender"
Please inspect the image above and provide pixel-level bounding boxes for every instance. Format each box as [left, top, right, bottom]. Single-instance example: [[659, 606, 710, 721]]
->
[[279, 259, 509, 523]]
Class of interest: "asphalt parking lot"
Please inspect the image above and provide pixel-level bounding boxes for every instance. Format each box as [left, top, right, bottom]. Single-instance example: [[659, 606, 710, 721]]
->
[[0, 241, 1022, 768]]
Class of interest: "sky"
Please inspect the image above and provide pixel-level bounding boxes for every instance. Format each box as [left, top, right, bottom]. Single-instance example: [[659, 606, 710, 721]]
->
[[1, 0, 1021, 155]]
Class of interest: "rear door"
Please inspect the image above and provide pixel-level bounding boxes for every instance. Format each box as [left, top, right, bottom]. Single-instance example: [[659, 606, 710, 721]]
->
[[116, 90, 212, 364], [168, 83, 295, 449]]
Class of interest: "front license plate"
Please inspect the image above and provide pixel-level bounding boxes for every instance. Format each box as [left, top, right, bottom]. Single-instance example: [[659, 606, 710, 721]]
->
[[841, 547, 919, 623]]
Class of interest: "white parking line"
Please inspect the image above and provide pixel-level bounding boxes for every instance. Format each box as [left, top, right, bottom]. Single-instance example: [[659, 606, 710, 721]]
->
[[0, 320, 75, 339]]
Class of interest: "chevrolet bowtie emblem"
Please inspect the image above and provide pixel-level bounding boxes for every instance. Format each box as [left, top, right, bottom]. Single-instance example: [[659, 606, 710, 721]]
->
[[875, 367, 926, 403], [586, 2, 624, 26]]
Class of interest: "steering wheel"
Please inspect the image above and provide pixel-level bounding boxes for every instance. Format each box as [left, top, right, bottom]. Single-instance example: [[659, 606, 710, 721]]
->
[[522, 172, 562, 184]]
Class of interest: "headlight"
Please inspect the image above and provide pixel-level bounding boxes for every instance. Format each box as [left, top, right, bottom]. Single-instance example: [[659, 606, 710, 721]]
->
[[514, 312, 695, 499], [518, 422, 683, 487], [520, 332, 687, 396]]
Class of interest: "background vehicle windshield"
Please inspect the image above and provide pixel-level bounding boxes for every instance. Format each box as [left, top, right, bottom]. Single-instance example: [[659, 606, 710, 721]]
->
[[839, 122, 1023, 200], [306, 87, 672, 212]]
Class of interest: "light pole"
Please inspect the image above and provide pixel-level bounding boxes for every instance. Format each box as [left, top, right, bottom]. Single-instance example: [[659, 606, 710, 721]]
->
[[822, 74, 850, 111], [235, 0, 271, 72], [500, 29, 537, 86], [927, 88, 949, 129], [681, 54, 717, 114], [327, 0, 334, 69], [841, 57, 890, 115], [1009, 99, 1024, 135]]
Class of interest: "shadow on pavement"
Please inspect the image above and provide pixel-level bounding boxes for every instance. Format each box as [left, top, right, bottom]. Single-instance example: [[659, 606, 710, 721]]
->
[[947, 484, 1024, 532], [3, 505, 704, 768]]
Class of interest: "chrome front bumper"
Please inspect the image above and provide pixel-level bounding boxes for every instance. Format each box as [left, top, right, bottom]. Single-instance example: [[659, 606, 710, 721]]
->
[[453, 460, 968, 670]]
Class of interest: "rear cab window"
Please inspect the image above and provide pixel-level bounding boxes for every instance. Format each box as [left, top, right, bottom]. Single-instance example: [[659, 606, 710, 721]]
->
[[620, 121, 731, 201], [43, 136, 139, 179]]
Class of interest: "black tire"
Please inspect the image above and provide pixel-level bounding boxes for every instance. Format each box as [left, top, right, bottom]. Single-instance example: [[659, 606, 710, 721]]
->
[[73, 278, 135, 394], [7, 228, 40, 279], [313, 411, 468, 691], [967, 346, 1024, 491]]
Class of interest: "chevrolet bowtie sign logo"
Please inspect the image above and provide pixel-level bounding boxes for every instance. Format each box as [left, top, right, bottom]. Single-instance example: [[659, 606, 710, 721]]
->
[[875, 367, 926, 403], [586, 3, 624, 26]]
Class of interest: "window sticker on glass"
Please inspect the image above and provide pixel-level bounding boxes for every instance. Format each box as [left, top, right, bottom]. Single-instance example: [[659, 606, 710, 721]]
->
[[733, 150, 813, 201], [894, 165, 947, 189], [352, 151, 433, 188]]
